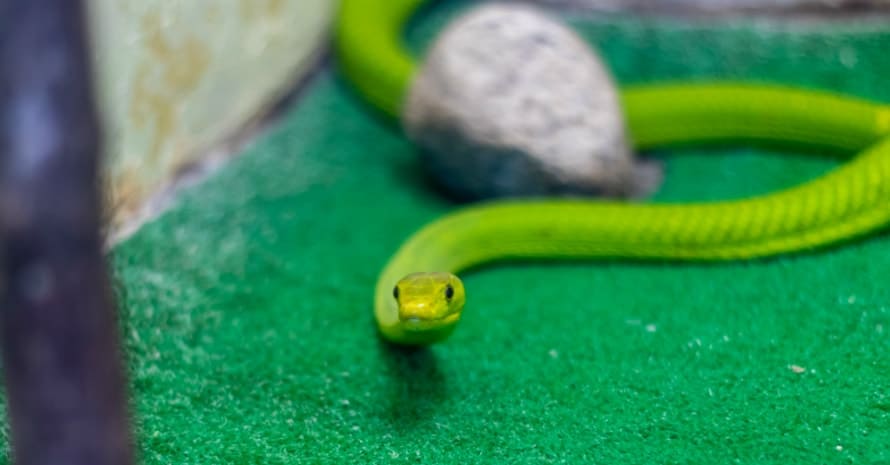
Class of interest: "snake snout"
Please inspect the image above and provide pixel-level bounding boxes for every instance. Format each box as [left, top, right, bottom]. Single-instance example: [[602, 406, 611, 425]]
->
[[397, 302, 431, 322]]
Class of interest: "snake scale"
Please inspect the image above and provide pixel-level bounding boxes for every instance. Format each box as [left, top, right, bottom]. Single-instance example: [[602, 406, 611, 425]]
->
[[336, 0, 890, 345]]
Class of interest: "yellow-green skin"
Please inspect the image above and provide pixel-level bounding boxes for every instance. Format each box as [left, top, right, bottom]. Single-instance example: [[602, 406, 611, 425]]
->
[[390, 272, 466, 343], [337, 0, 890, 345]]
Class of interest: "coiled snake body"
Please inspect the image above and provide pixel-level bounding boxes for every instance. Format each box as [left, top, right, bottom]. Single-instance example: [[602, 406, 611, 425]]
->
[[337, 0, 890, 345]]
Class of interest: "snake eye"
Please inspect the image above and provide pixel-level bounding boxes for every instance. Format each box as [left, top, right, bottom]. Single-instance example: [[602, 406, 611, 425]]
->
[[444, 284, 454, 300], [393, 286, 399, 300]]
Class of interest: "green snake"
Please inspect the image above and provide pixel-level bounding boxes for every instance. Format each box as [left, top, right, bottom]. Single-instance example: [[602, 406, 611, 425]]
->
[[336, 0, 890, 346]]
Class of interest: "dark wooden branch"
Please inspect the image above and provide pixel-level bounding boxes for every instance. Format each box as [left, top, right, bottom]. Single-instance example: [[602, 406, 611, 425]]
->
[[0, 1, 135, 464]]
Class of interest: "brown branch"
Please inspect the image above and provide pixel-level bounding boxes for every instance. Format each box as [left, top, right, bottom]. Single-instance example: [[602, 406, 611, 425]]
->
[[0, 0, 135, 464]]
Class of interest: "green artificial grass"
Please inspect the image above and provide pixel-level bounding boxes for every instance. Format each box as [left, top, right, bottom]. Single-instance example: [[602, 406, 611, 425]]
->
[[44, 3, 890, 464]]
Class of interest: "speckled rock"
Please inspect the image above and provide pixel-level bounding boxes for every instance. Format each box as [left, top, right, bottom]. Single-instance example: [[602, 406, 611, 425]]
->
[[89, 0, 333, 242], [536, 0, 890, 15], [404, 2, 660, 200]]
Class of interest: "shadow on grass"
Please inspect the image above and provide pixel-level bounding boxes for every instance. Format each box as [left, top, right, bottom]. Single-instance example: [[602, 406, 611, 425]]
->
[[377, 337, 449, 432]]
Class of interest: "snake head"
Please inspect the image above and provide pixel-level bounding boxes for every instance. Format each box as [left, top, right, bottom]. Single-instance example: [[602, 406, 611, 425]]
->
[[393, 272, 466, 332]]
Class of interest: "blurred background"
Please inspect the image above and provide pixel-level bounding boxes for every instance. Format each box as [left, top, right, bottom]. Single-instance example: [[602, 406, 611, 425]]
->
[[90, 0, 890, 243]]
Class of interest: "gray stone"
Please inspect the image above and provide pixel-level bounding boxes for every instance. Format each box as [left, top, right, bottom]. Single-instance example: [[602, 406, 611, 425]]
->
[[534, 0, 890, 15], [404, 2, 660, 200]]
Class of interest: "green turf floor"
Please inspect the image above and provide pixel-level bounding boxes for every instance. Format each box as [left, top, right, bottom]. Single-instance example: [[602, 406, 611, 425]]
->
[[92, 3, 890, 464]]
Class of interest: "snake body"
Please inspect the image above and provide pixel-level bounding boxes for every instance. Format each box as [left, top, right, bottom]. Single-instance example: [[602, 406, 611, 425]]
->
[[337, 0, 890, 345]]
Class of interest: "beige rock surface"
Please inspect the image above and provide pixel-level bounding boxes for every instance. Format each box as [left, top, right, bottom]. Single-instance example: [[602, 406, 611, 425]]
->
[[86, 0, 332, 241]]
